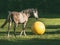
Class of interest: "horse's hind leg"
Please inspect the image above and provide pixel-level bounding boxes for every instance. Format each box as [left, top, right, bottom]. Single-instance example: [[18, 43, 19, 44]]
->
[[14, 22, 18, 37], [7, 21, 11, 37]]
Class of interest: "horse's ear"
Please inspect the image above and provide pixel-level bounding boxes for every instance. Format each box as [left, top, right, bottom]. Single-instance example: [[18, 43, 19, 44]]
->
[[22, 11, 24, 13], [8, 11, 11, 13], [35, 9, 37, 11], [8, 11, 12, 16]]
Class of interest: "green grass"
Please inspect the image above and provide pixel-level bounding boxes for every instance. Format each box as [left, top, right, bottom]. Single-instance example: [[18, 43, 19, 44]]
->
[[0, 18, 60, 45]]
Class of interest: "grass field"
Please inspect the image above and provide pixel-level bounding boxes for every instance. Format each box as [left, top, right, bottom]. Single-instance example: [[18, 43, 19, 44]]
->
[[0, 18, 60, 45]]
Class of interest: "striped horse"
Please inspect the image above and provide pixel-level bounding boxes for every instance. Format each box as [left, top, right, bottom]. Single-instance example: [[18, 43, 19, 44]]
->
[[1, 8, 39, 37]]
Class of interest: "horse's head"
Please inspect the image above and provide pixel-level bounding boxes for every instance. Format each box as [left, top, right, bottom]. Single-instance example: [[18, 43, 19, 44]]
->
[[21, 9, 39, 20], [32, 9, 39, 20]]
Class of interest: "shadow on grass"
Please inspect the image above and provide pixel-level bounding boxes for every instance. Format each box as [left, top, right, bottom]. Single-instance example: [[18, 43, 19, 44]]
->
[[27, 25, 60, 29], [45, 30, 60, 34], [46, 25, 60, 29], [0, 31, 33, 36], [0, 38, 60, 45], [0, 25, 60, 36], [0, 30, 60, 36], [45, 25, 60, 34], [27, 25, 60, 34]]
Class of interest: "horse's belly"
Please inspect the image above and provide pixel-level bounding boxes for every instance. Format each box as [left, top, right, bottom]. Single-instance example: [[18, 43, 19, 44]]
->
[[19, 19, 25, 23], [18, 15, 25, 23]]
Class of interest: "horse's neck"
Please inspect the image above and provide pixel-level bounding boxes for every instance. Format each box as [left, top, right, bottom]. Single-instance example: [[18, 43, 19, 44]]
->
[[21, 9, 34, 18]]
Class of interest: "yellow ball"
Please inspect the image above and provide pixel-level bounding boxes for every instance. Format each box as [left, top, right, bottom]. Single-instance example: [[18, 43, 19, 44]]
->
[[32, 21, 45, 35]]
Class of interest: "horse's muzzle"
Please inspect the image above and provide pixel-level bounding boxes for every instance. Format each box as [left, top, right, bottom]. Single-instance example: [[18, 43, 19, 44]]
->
[[36, 18, 39, 20]]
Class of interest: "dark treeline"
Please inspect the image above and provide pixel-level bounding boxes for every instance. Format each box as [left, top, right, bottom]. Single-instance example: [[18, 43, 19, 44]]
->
[[0, 0, 60, 18], [0, 0, 60, 13]]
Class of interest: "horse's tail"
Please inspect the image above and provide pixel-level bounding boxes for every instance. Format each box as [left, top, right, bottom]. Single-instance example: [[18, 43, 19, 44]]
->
[[0, 11, 12, 28], [0, 19, 8, 28]]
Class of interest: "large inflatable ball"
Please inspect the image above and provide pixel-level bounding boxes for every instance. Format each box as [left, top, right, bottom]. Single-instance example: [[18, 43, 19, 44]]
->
[[32, 21, 45, 35]]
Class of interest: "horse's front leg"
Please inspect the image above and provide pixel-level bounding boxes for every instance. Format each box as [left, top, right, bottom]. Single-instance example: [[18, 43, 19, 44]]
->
[[23, 22, 27, 36], [20, 22, 27, 36]]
